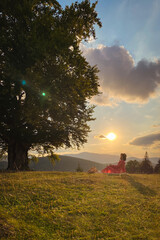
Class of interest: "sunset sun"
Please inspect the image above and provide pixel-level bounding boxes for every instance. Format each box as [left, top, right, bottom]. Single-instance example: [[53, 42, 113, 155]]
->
[[106, 132, 117, 141]]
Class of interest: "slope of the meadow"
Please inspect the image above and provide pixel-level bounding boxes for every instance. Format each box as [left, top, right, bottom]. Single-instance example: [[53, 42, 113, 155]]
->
[[0, 172, 160, 240]]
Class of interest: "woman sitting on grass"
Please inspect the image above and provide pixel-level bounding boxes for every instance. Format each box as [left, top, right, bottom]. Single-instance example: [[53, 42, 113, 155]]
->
[[101, 153, 126, 174]]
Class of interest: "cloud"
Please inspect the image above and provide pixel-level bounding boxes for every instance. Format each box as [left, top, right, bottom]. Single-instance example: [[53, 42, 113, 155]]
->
[[91, 93, 117, 107], [81, 44, 160, 105], [129, 132, 160, 146], [94, 135, 107, 139]]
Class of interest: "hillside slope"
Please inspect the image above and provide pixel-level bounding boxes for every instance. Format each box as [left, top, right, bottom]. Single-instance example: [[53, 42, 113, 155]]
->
[[65, 152, 119, 164], [0, 172, 160, 239], [30, 155, 106, 172], [65, 152, 160, 165], [0, 156, 106, 171]]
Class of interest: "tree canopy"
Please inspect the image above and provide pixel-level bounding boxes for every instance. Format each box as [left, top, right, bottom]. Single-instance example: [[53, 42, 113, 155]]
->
[[0, 0, 102, 170], [126, 160, 141, 173], [140, 152, 153, 174]]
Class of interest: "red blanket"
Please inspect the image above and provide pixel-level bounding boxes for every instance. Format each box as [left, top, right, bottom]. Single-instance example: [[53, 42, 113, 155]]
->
[[101, 160, 126, 173]]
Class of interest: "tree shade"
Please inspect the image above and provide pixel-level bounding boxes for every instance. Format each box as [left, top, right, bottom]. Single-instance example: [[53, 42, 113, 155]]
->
[[0, 0, 102, 170]]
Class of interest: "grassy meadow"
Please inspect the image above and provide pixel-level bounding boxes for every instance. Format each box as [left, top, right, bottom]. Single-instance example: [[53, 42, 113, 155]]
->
[[0, 172, 160, 240]]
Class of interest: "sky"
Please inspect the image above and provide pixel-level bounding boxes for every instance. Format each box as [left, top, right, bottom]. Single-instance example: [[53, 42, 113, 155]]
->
[[58, 0, 160, 158]]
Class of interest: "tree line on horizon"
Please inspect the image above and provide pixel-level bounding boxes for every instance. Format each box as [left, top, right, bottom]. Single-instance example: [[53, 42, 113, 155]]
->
[[126, 152, 160, 174], [76, 152, 160, 174]]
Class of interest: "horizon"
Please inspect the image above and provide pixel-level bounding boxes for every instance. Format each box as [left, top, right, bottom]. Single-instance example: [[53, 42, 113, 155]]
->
[[57, 151, 159, 160]]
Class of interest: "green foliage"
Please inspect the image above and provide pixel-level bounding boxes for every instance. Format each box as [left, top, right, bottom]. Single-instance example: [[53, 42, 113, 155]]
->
[[140, 152, 153, 174], [48, 151, 60, 166], [126, 160, 141, 173], [0, 172, 160, 239], [28, 155, 39, 164], [28, 151, 60, 167], [0, 149, 6, 159], [154, 159, 160, 173], [0, 0, 102, 169]]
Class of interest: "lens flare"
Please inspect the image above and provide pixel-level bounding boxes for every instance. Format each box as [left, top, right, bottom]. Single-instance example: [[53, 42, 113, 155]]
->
[[22, 80, 26, 85]]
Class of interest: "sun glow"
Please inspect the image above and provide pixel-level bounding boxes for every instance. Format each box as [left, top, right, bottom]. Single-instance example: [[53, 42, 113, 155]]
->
[[106, 132, 117, 141]]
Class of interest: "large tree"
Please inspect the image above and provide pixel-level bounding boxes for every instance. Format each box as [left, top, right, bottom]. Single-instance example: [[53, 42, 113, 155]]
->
[[140, 152, 153, 174], [0, 0, 101, 170], [126, 160, 141, 173]]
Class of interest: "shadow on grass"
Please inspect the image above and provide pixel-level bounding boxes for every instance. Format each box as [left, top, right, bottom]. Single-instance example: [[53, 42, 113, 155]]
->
[[122, 175, 157, 197]]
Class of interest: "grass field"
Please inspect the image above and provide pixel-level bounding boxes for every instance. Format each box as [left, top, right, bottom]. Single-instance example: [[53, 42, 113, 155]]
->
[[0, 172, 160, 240]]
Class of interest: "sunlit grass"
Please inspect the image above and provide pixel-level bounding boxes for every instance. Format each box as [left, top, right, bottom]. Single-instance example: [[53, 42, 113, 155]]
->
[[0, 172, 160, 239]]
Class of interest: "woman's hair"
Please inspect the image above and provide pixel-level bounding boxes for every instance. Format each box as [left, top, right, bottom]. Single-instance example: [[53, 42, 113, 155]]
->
[[120, 153, 127, 161]]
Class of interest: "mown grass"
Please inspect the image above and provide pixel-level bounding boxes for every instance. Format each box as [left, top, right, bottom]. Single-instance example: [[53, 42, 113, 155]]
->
[[0, 172, 160, 240]]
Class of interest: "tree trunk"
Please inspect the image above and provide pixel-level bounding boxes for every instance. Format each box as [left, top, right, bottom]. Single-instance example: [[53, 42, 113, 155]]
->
[[7, 141, 30, 171]]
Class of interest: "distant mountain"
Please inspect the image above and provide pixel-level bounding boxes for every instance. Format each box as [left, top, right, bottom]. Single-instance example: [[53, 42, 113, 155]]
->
[[64, 152, 160, 165], [30, 155, 106, 172], [0, 156, 106, 172], [127, 157, 141, 161], [127, 157, 159, 166], [64, 152, 119, 164], [0, 153, 159, 171], [148, 157, 160, 165]]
